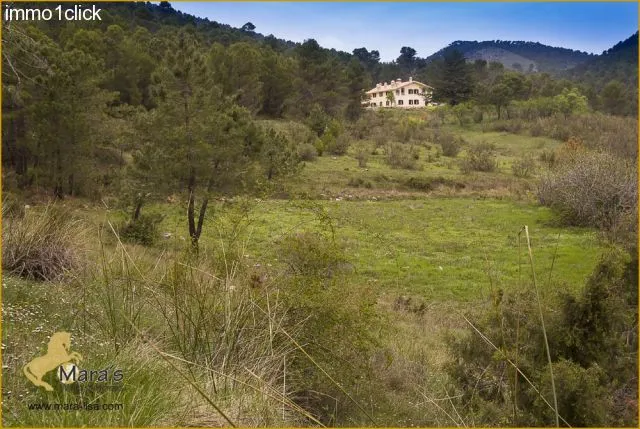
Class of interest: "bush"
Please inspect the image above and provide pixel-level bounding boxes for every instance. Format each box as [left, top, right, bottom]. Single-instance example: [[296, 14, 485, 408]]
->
[[460, 142, 497, 173], [277, 231, 379, 420], [405, 176, 465, 192], [384, 143, 420, 170], [354, 145, 369, 168], [535, 360, 612, 427], [325, 133, 350, 155], [511, 154, 537, 178], [435, 131, 464, 157], [306, 104, 330, 136], [446, 249, 638, 427], [530, 120, 544, 137], [118, 213, 162, 246], [2, 205, 85, 281], [473, 109, 484, 123], [485, 119, 524, 134], [537, 150, 637, 237], [348, 177, 372, 188], [2, 193, 26, 219], [517, 113, 637, 160], [538, 149, 556, 169], [298, 143, 318, 161]]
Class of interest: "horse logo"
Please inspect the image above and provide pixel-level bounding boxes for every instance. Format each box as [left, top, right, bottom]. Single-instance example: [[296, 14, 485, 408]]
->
[[23, 332, 82, 391]]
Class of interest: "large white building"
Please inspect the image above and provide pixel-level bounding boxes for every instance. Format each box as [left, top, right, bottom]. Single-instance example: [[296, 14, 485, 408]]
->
[[363, 77, 433, 109]]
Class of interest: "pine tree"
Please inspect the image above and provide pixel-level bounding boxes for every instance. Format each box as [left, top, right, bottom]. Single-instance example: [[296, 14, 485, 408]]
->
[[433, 49, 474, 105], [135, 31, 263, 248]]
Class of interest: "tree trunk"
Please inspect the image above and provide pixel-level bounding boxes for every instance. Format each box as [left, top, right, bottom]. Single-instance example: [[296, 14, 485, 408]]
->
[[54, 148, 64, 199], [68, 173, 74, 196], [195, 197, 208, 241], [187, 171, 199, 248], [133, 195, 143, 221]]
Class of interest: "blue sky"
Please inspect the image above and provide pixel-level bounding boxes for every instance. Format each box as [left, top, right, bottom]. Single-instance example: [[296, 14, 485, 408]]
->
[[170, 2, 638, 61]]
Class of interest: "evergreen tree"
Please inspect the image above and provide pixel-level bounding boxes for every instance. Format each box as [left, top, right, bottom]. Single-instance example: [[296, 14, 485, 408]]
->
[[135, 31, 263, 247], [433, 49, 474, 105]]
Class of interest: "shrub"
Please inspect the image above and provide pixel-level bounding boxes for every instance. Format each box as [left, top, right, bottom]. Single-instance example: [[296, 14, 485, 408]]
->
[[277, 231, 379, 420], [460, 142, 497, 173], [118, 213, 162, 246], [298, 143, 318, 161], [511, 154, 537, 178], [394, 117, 423, 143], [325, 133, 350, 155], [452, 102, 474, 126], [354, 145, 369, 168], [348, 177, 372, 188], [537, 150, 637, 236], [281, 121, 317, 146], [436, 132, 463, 157], [384, 142, 420, 170], [372, 128, 389, 148], [535, 360, 612, 427], [446, 248, 638, 427], [319, 119, 350, 155], [486, 119, 523, 134], [2, 205, 85, 281], [306, 104, 330, 136], [530, 120, 544, 137], [473, 108, 484, 123], [2, 193, 26, 219], [538, 149, 556, 169], [405, 176, 464, 192], [523, 113, 637, 159]]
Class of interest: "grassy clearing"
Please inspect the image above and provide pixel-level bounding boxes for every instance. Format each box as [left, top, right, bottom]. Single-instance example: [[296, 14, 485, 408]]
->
[[150, 198, 601, 302], [289, 126, 560, 198]]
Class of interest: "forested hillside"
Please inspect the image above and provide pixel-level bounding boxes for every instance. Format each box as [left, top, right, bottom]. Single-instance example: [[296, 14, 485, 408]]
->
[[2, 2, 638, 427], [568, 32, 639, 115], [3, 1, 637, 195], [426, 40, 594, 73]]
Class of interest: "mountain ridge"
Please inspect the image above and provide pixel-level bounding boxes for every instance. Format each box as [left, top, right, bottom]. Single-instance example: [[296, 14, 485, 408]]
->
[[424, 39, 596, 74]]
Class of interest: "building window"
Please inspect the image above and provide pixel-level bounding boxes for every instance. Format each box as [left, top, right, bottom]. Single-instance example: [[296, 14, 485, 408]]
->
[[386, 101, 390, 106], [379, 92, 383, 97], [414, 99, 420, 105], [408, 100, 413, 105], [401, 88, 405, 95], [398, 100, 404, 105], [396, 90, 399, 95], [372, 93, 376, 98]]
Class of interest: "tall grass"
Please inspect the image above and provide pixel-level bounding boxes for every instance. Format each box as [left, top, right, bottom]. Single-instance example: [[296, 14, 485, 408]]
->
[[83, 209, 380, 426], [2, 203, 87, 281]]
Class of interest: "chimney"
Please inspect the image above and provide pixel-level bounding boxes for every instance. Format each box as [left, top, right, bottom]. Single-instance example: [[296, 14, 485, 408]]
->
[[397, 78, 402, 83], [409, 77, 413, 82]]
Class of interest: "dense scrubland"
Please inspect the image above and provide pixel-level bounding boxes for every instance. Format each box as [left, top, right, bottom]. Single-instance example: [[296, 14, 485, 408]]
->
[[2, 2, 638, 427]]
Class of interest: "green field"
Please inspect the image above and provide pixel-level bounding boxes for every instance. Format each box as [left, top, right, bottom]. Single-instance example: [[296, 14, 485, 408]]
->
[[147, 197, 601, 303]]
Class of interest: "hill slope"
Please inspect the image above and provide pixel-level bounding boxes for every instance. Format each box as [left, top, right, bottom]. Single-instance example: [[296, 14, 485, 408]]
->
[[426, 40, 594, 74], [567, 32, 638, 90]]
